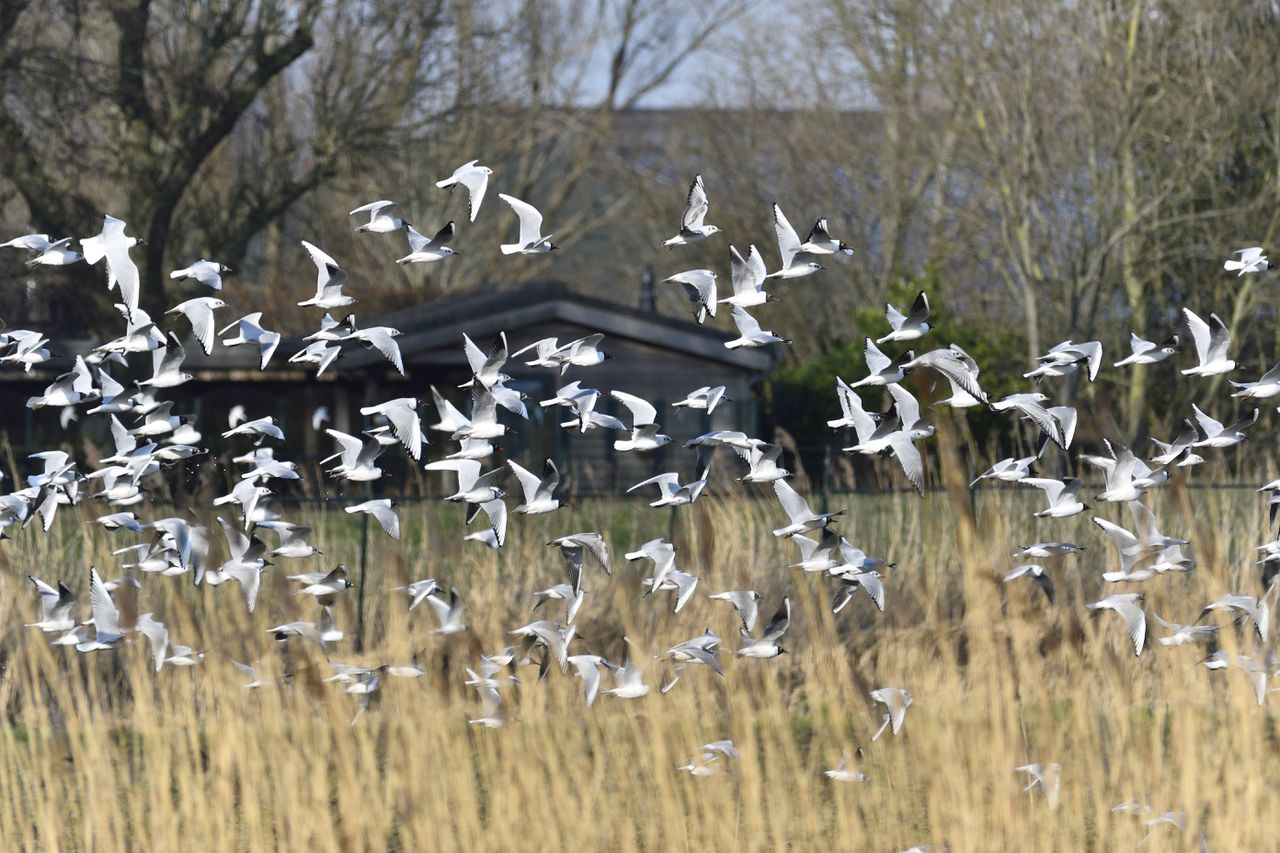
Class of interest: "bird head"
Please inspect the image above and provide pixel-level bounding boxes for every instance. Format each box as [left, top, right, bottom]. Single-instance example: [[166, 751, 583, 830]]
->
[[220, 264, 234, 274]]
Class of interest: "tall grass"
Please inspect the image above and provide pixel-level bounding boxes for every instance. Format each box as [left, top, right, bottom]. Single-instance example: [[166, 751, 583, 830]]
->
[[0, 479, 1271, 850]]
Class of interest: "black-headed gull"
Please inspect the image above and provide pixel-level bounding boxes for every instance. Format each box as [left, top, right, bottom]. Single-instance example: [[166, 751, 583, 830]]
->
[[436, 160, 492, 222], [663, 174, 720, 248]]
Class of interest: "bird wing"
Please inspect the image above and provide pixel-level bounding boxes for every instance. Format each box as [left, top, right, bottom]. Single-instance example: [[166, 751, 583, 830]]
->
[[136, 614, 170, 668], [730, 305, 763, 337], [301, 241, 347, 295], [773, 479, 812, 522], [497, 193, 544, 246], [1021, 477, 1066, 504], [361, 329, 404, 375], [682, 175, 709, 230], [349, 199, 395, 217], [507, 459, 543, 502], [886, 383, 922, 430], [1191, 403, 1223, 438], [456, 167, 490, 222], [863, 338, 891, 374], [772, 203, 802, 268], [1206, 313, 1231, 362], [1182, 308, 1212, 364], [905, 290, 930, 326], [886, 433, 925, 494], [762, 597, 791, 642], [88, 568, 122, 638], [610, 390, 658, 427]]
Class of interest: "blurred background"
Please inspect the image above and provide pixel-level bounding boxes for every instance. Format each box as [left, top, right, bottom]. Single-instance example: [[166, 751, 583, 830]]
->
[[2, 0, 1280, 486]]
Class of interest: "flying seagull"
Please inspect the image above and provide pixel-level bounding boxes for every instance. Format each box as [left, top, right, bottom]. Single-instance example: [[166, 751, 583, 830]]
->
[[436, 160, 492, 222], [497, 193, 556, 254], [663, 174, 720, 248]]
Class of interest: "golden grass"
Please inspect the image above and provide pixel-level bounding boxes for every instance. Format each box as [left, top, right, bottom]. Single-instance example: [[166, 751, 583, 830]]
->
[[0, 480, 1273, 851]]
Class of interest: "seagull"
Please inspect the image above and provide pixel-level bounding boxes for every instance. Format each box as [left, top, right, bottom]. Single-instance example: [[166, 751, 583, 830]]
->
[[798, 218, 854, 256], [1114, 333, 1178, 367], [396, 222, 457, 265], [25, 575, 76, 633], [628, 454, 711, 507], [1231, 363, 1280, 398], [1181, 308, 1234, 376], [1025, 340, 1104, 383], [626, 537, 678, 594], [734, 442, 792, 483], [1081, 441, 1156, 502], [137, 333, 193, 389], [852, 338, 911, 388], [567, 655, 612, 706], [76, 568, 128, 653], [547, 532, 612, 589], [508, 458, 562, 514], [1, 233, 51, 253], [663, 174, 720, 248], [971, 446, 1041, 487], [425, 587, 467, 634], [725, 305, 790, 349], [435, 160, 492, 222], [169, 259, 232, 291], [823, 751, 869, 782], [877, 291, 931, 343], [219, 313, 282, 370], [832, 570, 886, 614], [1002, 564, 1055, 604], [1224, 246, 1269, 275], [765, 204, 823, 279], [602, 641, 650, 699], [346, 326, 405, 375], [673, 385, 729, 414], [1014, 542, 1085, 560], [661, 630, 724, 678], [25, 237, 84, 267], [1190, 404, 1257, 449], [1151, 613, 1217, 647], [736, 597, 790, 659], [221, 415, 284, 444], [1015, 763, 1061, 808], [396, 578, 441, 612], [611, 390, 672, 452], [264, 522, 322, 559], [1150, 421, 1201, 465], [663, 269, 718, 324], [298, 241, 352, 309], [1019, 477, 1087, 518], [349, 200, 409, 233], [870, 687, 912, 740], [137, 613, 202, 671], [828, 377, 879, 435], [423, 458, 505, 505], [323, 429, 385, 482], [292, 565, 352, 606], [1086, 593, 1147, 656], [165, 297, 226, 356], [708, 589, 762, 632], [359, 398, 424, 461], [81, 215, 143, 316], [843, 418, 928, 495], [992, 393, 1066, 450], [1200, 593, 1269, 643], [497, 193, 556, 254], [772, 479, 844, 536], [719, 244, 774, 307], [531, 583, 587, 625]]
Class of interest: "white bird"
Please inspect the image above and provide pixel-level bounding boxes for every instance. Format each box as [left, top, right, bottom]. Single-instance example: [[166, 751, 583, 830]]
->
[[1231, 363, 1280, 398], [508, 458, 561, 514], [1086, 593, 1147, 656], [359, 398, 424, 461], [347, 326, 405, 376], [736, 597, 790, 659], [567, 655, 611, 706], [291, 565, 352, 605], [971, 447, 1041, 487], [628, 454, 711, 507], [1200, 593, 1269, 643], [547, 532, 612, 590], [1, 233, 51, 253], [289, 340, 343, 377], [1114, 332, 1178, 367], [1020, 477, 1087, 518], [852, 338, 910, 388], [843, 417, 928, 495], [25, 575, 76, 633], [708, 589, 762, 632], [772, 479, 844, 537], [436, 160, 492, 222], [219, 313, 282, 370], [323, 429, 385, 482], [497, 193, 556, 254], [165, 296, 226, 356], [832, 570, 886, 614], [663, 269, 718, 323], [169, 259, 232, 291], [611, 390, 672, 452], [647, 571, 700, 617], [1015, 763, 1061, 808], [297, 241, 352, 309], [823, 751, 869, 783], [1224, 246, 1269, 275], [878, 291, 931, 343], [1151, 613, 1217, 647], [342, 499, 399, 542], [25, 236, 84, 267], [725, 305, 789, 349], [663, 175, 720, 248], [734, 442, 792, 483], [1181, 308, 1234, 376], [349, 200, 409, 233], [396, 222, 457, 265], [425, 587, 467, 634], [718, 244, 774, 308], [1002, 564, 1055, 604], [221, 416, 284, 444], [765, 204, 823, 279], [673, 385, 729, 415], [1025, 340, 1104, 383], [1190, 404, 1257, 449], [531, 583, 587, 626], [992, 393, 1067, 450], [602, 641, 650, 699], [1014, 542, 1085, 560], [870, 687, 913, 740], [625, 538, 677, 592], [798, 218, 854, 256], [138, 333, 193, 389], [81, 215, 142, 316], [424, 458, 505, 505], [265, 522, 322, 560], [661, 630, 724, 678], [76, 568, 128, 653]]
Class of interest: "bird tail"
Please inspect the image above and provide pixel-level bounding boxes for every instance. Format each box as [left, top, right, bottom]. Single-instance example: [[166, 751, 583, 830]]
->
[[500, 243, 522, 256], [435, 178, 456, 189], [168, 269, 186, 279]]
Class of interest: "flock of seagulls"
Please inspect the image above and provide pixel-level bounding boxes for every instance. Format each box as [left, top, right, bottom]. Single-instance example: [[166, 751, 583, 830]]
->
[[0, 168, 1270, 843]]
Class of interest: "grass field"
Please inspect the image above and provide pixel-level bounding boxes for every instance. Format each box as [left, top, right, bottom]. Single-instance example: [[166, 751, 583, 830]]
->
[[0, 473, 1273, 850]]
